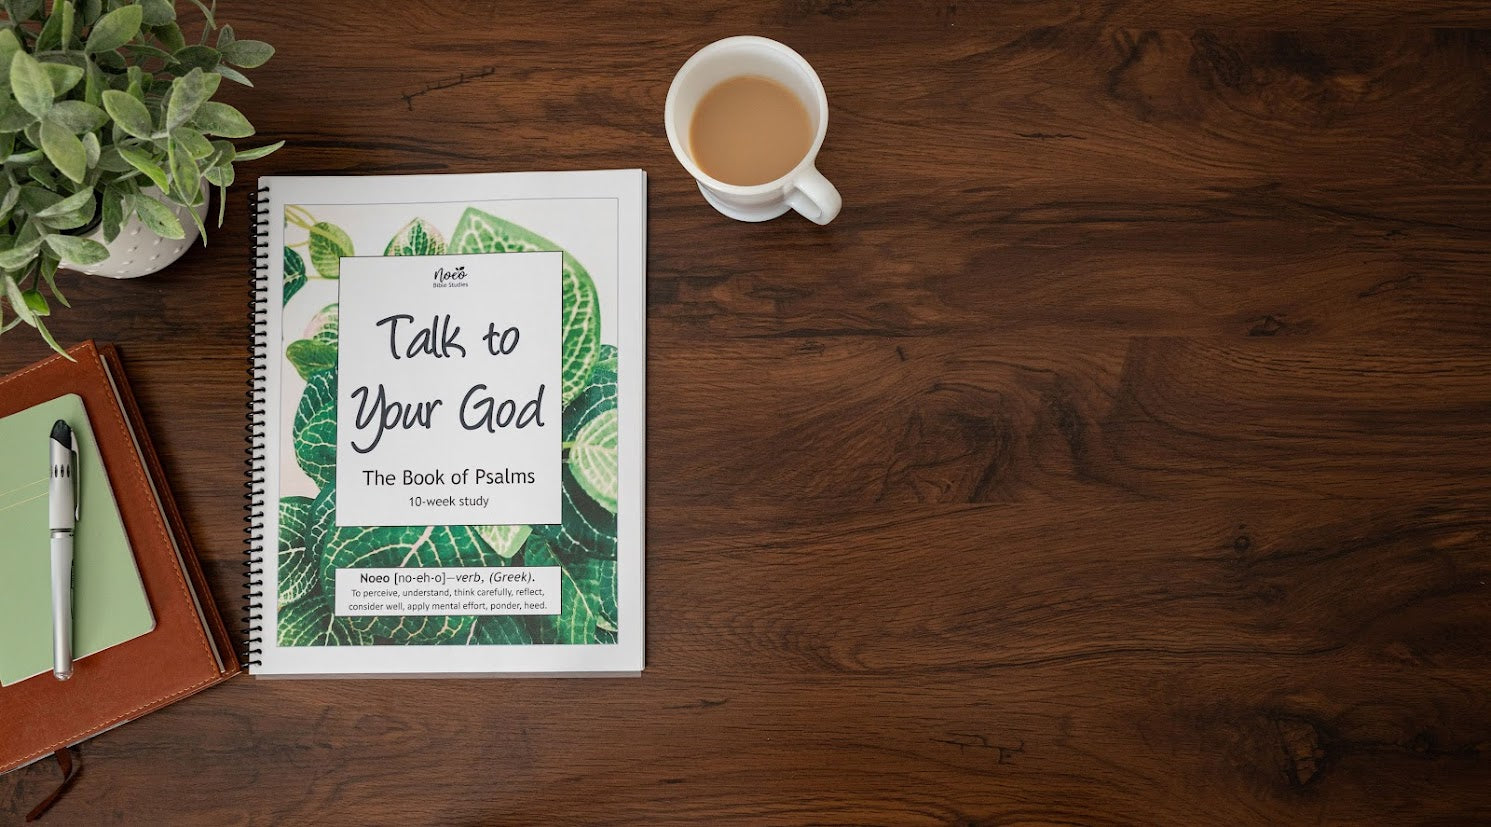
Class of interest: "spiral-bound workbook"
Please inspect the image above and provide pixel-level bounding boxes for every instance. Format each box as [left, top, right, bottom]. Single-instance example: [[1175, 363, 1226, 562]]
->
[[247, 171, 645, 677]]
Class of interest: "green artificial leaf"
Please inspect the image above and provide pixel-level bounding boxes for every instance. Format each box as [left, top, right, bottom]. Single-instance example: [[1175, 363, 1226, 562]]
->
[[213, 64, 251, 87], [26, 162, 57, 188], [79, 0, 100, 25], [285, 337, 336, 381], [522, 537, 617, 644], [101, 89, 153, 138], [449, 207, 601, 405], [117, 145, 169, 190], [84, 3, 142, 53], [21, 287, 48, 316], [0, 30, 20, 88], [56, 0, 74, 49], [153, 21, 186, 53], [277, 595, 366, 647], [92, 48, 124, 70], [215, 24, 234, 47], [82, 60, 102, 106], [45, 99, 107, 133], [220, 38, 273, 68], [191, 100, 252, 137], [45, 233, 108, 264], [81, 130, 99, 168], [234, 139, 282, 162], [121, 42, 173, 62], [164, 67, 216, 131], [172, 44, 219, 72], [133, 192, 185, 238], [34, 188, 95, 230], [283, 246, 305, 304], [185, 0, 216, 29], [382, 217, 446, 256], [37, 251, 67, 308], [34, 6, 61, 50], [0, 234, 42, 270], [468, 615, 531, 645], [569, 406, 619, 513], [123, 64, 144, 98], [139, 0, 175, 26], [95, 144, 131, 172], [33, 188, 93, 219], [7, 0, 41, 23], [166, 136, 200, 201], [293, 369, 337, 488], [0, 185, 19, 224], [318, 524, 509, 594], [40, 63, 83, 96], [0, 103, 36, 131], [3, 274, 34, 328], [3, 148, 42, 166], [39, 119, 86, 183], [32, 314, 65, 355], [278, 496, 318, 604], [173, 127, 213, 161], [203, 160, 232, 187], [474, 524, 532, 560], [10, 51, 54, 119], [16, 188, 58, 218], [101, 183, 124, 241], [307, 221, 352, 278]]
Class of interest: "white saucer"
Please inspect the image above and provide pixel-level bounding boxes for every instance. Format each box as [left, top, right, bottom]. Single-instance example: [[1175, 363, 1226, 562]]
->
[[698, 183, 791, 222]]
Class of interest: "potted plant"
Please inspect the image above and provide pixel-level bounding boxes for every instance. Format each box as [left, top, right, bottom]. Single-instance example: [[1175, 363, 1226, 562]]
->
[[0, 0, 281, 354]]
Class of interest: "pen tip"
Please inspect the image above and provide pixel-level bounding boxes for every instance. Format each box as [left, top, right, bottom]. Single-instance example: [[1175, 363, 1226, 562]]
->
[[50, 419, 71, 444]]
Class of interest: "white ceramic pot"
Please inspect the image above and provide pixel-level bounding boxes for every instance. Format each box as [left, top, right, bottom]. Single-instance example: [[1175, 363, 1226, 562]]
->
[[61, 186, 211, 279]]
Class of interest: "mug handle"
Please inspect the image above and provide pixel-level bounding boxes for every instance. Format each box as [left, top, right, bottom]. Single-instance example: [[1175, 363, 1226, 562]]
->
[[786, 166, 842, 225]]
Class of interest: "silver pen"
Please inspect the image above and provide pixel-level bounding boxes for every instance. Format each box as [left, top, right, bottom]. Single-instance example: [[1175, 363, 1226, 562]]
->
[[49, 419, 78, 681]]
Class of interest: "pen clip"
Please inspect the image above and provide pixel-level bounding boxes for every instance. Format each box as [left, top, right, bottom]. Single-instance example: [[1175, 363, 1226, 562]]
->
[[67, 433, 78, 521]]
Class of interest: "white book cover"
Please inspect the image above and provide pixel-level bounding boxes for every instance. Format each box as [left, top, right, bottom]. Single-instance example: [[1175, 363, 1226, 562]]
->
[[248, 170, 645, 677]]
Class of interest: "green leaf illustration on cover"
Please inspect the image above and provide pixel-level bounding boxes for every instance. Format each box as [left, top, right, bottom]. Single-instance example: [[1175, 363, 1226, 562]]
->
[[308, 221, 353, 279], [292, 369, 337, 489], [569, 407, 618, 513], [278, 595, 368, 646], [537, 364, 619, 560], [345, 613, 474, 645], [448, 207, 601, 405], [474, 524, 532, 560], [278, 207, 619, 646], [523, 536, 617, 644], [283, 247, 305, 305], [469, 615, 532, 645], [285, 338, 335, 380], [384, 217, 447, 257], [277, 496, 318, 605]]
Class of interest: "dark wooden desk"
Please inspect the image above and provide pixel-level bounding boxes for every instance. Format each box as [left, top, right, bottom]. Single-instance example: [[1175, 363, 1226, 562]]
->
[[4, 1, 1489, 823]]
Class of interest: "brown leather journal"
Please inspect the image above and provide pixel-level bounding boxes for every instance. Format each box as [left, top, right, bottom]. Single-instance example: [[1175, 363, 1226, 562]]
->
[[0, 341, 238, 776]]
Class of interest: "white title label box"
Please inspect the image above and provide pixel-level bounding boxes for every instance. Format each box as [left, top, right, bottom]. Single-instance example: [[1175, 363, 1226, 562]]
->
[[335, 251, 562, 527]]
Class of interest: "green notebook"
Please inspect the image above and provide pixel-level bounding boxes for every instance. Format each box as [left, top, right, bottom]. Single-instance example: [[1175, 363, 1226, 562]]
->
[[0, 394, 155, 686]]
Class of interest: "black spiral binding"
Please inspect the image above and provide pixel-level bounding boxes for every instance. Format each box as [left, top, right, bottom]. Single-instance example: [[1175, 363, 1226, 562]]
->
[[243, 184, 271, 668]]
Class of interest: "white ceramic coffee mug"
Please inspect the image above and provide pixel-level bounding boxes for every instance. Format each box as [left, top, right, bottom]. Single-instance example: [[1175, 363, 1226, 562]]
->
[[665, 36, 842, 225]]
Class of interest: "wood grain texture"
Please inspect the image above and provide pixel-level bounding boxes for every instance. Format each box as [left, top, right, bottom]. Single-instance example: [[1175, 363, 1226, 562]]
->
[[3, 0, 1490, 823]]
